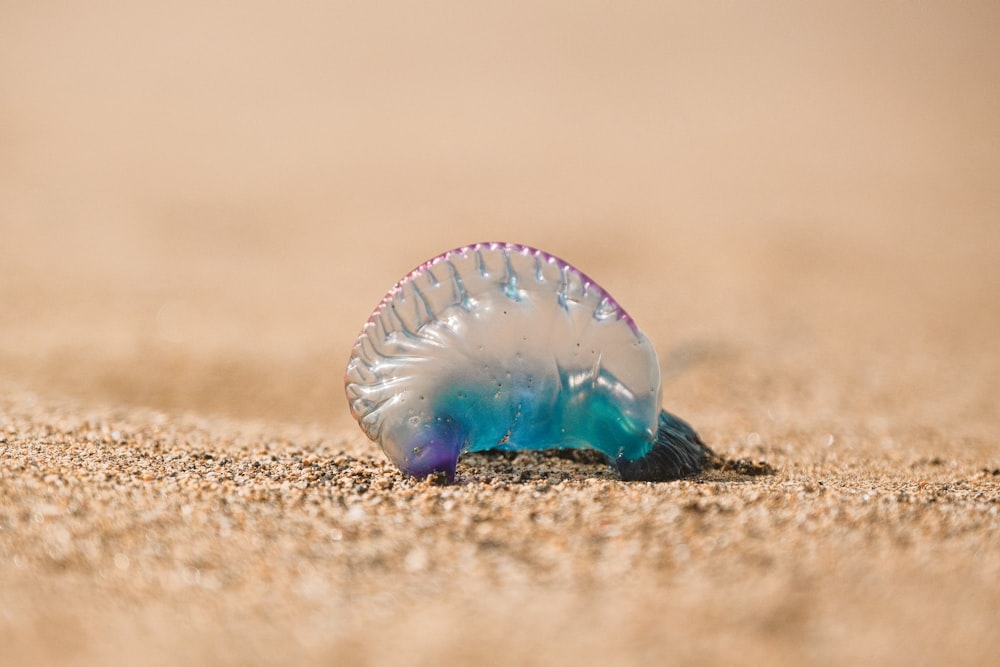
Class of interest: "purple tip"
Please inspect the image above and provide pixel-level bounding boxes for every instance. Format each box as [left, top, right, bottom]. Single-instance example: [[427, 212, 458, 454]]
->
[[402, 448, 458, 483]]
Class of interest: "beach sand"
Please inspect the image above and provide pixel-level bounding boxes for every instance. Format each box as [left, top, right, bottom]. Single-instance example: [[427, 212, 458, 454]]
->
[[2, 3, 998, 665]]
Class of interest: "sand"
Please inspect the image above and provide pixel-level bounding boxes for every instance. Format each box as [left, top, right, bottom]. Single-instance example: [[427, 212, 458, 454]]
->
[[2, 3, 999, 665]]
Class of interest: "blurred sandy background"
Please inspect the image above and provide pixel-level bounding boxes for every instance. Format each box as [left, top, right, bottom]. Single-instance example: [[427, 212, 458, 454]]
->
[[1, 2, 998, 665]]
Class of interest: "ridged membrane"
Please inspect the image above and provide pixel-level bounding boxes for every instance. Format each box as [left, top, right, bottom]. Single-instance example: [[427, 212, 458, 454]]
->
[[344, 242, 664, 477]]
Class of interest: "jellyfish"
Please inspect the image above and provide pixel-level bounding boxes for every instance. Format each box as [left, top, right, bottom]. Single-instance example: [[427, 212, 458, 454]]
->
[[345, 242, 713, 483]]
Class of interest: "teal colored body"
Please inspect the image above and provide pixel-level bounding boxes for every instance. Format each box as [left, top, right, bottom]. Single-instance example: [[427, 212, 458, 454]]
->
[[432, 367, 654, 463]]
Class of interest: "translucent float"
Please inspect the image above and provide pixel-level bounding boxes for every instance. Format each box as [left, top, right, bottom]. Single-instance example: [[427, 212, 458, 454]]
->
[[345, 242, 712, 482]]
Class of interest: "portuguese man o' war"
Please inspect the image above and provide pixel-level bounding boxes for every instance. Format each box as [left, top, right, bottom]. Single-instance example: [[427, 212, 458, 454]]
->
[[344, 242, 715, 483]]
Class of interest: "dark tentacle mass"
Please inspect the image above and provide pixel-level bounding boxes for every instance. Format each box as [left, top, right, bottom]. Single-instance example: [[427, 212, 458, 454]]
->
[[615, 410, 714, 482]]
